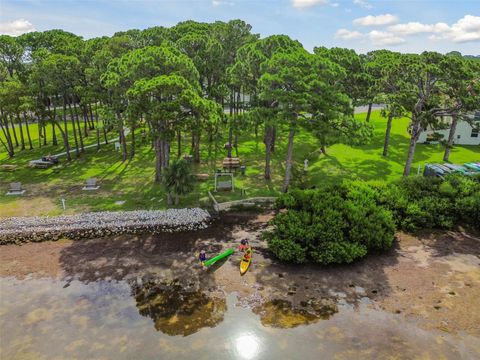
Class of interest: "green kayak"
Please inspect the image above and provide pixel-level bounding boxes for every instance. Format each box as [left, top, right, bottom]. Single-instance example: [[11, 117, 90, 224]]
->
[[203, 248, 234, 267]]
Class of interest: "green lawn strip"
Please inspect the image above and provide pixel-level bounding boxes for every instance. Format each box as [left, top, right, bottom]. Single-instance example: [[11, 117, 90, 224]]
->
[[1, 110, 479, 216]]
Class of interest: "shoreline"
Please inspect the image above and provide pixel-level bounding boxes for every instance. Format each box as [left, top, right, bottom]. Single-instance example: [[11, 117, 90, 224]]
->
[[1, 211, 479, 337], [0, 208, 211, 244]]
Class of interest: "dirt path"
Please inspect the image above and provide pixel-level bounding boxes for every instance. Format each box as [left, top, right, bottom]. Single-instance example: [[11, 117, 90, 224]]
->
[[1, 212, 479, 336]]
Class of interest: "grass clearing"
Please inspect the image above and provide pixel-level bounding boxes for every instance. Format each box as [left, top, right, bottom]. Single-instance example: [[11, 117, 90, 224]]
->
[[1, 110, 478, 217]]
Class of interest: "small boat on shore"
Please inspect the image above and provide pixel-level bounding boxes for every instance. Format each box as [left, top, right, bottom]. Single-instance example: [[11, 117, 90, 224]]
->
[[240, 247, 253, 275], [203, 248, 234, 267]]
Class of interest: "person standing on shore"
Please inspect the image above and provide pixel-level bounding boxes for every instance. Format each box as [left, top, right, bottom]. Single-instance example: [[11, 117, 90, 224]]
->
[[239, 239, 249, 252], [199, 250, 207, 265]]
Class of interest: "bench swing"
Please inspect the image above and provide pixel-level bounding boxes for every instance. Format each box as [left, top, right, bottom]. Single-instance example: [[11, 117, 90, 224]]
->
[[214, 172, 234, 192]]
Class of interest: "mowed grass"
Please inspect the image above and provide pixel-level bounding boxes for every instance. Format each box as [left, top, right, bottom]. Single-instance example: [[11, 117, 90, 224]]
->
[[0, 121, 106, 163], [0, 110, 478, 217]]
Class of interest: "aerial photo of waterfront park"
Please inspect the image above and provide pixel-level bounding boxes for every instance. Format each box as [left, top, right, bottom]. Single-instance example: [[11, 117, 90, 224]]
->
[[0, 0, 479, 359]]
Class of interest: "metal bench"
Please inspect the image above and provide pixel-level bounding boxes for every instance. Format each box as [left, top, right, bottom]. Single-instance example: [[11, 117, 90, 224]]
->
[[217, 181, 232, 190], [6, 182, 25, 195], [82, 178, 100, 190]]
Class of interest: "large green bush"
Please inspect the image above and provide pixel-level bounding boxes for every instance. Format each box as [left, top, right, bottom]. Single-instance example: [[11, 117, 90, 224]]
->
[[266, 175, 480, 265], [265, 183, 396, 265], [377, 175, 480, 231]]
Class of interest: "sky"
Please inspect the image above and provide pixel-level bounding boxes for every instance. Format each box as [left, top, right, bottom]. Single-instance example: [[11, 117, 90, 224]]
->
[[0, 0, 479, 55]]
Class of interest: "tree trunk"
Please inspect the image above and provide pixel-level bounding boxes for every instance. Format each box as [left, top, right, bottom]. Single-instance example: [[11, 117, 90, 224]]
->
[[154, 137, 162, 182], [0, 135, 12, 157], [103, 121, 108, 144], [382, 113, 393, 156], [47, 102, 57, 146], [167, 193, 172, 205], [67, 101, 80, 157], [177, 130, 182, 158], [23, 112, 33, 150], [264, 125, 274, 180], [175, 194, 179, 205], [282, 127, 296, 193], [16, 113, 25, 150], [271, 126, 277, 152], [62, 103, 72, 161], [162, 139, 170, 168], [8, 114, 19, 147], [51, 122, 58, 146], [89, 104, 96, 130], [403, 119, 421, 177], [56, 121, 71, 161], [119, 128, 127, 161], [82, 106, 89, 138], [443, 114, 458, 162], [130, 123, 136, 158], [227, 125, 233, 158], [0, 112, 14, 157], [193, 128, 201, 164], [365, 103, 373, 122], [234, 89, 240, 157], [73, 103, 84, 153], [116, 112, 127, 162], [37, 123, 42, 148], [227, 88, 234, 158], [42, 123, 47, 146]]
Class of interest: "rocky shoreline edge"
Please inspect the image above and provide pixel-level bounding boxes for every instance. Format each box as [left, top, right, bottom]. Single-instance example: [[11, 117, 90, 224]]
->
[[0, 208, 211, 244]]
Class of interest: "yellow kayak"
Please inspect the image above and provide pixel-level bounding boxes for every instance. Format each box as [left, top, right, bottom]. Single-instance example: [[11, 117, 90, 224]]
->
[[240, 247, 253, 275]]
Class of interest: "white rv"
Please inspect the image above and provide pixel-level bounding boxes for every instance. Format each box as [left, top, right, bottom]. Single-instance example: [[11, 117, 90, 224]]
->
[[418, 111, 480, 146]]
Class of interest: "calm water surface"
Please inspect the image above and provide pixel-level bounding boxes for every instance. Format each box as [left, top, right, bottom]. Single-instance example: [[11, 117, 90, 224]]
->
[[0, 277, 478, 360]]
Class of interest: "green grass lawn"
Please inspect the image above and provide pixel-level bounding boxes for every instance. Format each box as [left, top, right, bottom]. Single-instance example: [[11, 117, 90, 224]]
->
[[0, 110, 478, 217], [0, 121, 108, 163]]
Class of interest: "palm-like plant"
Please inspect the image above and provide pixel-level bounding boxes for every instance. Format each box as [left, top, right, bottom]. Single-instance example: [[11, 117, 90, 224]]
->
[[162, 159, 195, 205]]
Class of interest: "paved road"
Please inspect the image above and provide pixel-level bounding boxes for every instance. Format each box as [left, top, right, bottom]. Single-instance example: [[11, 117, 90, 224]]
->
[[39, 127, 130, 159], [354, 104, 385, 114]]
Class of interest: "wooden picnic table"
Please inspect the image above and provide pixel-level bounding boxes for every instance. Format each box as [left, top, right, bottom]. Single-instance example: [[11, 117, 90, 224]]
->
[[195, 173, 210, 181], [222, 157, 241, 169], [0, 164, 18, 171]]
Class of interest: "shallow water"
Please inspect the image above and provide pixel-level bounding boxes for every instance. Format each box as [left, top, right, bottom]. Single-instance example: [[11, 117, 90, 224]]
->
[[1, 277, 478, 360]]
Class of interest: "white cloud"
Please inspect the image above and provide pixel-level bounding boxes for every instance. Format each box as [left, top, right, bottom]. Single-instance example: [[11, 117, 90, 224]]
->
[[388, 22, 448, 35], [0, 19, 36, 36], [292, 0, 330, 9], [353, 0, 373, 9], [331, 2, 340, 7], [388, 15, 480, 43], [212, 0, 234, 5], [353, 14, 399, 26], [335, 28, 363, 40], [368, 30, 405, 46]]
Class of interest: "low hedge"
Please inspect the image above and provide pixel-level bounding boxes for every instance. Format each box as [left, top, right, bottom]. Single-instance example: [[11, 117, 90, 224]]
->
[[264, 183, 396, 265], [265, 174, 480, 265]]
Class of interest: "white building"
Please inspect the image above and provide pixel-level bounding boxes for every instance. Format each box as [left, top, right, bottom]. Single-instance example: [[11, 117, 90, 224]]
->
[[418, 111, 480, 146]]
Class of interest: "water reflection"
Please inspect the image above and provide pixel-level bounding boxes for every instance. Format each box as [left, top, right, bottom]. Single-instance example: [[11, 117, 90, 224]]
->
[[0, 277, 476, 359], [235, 333, 260, 359], [130, 278, 226, 336], [255, 298, 338, 328]]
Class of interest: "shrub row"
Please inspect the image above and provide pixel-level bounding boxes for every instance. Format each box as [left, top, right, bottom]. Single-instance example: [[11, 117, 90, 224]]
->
[[373, 174, 480, 232], [264, 183, 396, 265], [265, 174, 480, 265]]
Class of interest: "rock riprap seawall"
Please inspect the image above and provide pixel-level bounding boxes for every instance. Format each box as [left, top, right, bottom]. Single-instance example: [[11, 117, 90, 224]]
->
[[0, 208, 211, 244]]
